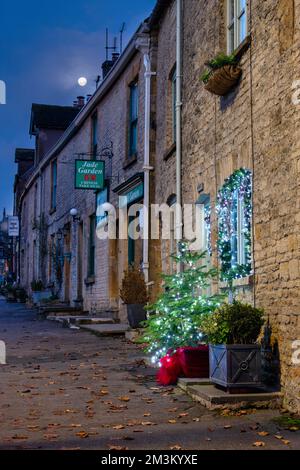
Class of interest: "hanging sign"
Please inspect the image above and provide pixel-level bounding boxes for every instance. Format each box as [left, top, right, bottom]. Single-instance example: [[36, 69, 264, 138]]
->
[[75, 160, 105, 190], [8, 216, 19, 237]]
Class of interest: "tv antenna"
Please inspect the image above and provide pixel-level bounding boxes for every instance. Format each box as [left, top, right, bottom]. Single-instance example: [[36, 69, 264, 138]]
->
[[120, 23, 126, 54], [105, 28, 118, 60]]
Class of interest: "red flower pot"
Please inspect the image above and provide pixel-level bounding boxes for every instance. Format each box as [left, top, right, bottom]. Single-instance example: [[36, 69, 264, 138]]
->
[[178, 346, 209, 378]]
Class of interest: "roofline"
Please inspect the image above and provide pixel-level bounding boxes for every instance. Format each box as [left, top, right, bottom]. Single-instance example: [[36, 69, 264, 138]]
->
[[19, 21, 147, 208], [148, 0, 172, 28]]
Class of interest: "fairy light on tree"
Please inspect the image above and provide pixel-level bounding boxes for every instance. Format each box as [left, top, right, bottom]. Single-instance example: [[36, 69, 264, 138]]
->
[[142, 242, 225, 365]]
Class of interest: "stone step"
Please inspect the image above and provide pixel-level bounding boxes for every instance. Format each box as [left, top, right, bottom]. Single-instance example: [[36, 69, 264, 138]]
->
[[39, 306, 86, 316], [80, 324, 130, 336], [177, 377, 211, 392], [47, 316, 114, 326], [182, 383, 283, 410]]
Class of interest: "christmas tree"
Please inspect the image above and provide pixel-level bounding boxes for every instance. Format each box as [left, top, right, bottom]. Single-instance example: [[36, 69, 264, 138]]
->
[[142, 242, 225, 364]]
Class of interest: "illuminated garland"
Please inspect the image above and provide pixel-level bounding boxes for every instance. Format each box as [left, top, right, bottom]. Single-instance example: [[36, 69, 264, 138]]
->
[[204, 204, 212, 257], [217, 168, 252, 281]]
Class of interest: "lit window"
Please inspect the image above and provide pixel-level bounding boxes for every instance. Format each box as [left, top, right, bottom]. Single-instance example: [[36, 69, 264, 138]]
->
[[227, 0, 247, 54]]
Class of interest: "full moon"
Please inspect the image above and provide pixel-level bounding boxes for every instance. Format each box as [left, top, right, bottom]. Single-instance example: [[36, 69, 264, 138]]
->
[[78, 77, 87, 87]]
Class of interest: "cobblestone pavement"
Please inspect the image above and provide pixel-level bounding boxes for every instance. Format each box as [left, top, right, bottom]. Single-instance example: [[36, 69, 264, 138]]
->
[[0, 299, 299, 450]]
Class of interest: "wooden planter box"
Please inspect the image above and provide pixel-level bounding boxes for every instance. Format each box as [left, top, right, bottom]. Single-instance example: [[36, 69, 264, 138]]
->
[[204, 65, 242, 96], [126, 304, 147, 329], [178, 346, 209, 378], [209, 344, 262, 390]]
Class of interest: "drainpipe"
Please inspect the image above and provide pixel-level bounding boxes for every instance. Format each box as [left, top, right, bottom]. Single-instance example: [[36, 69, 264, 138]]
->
[[176, 0, 183, 266], [136, 33, 156, 284]]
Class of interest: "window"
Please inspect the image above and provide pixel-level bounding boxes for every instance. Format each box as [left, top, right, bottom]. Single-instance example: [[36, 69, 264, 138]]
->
[[227, 0, 247, 54], [88, 215, 96, 277], [217, 169, 252, 280], [128, 81, 139, 157], [171, 69, 177, 143], [91, 113, 98, 160], [231, 190, 246, 266], [51, 160, 57, 211]]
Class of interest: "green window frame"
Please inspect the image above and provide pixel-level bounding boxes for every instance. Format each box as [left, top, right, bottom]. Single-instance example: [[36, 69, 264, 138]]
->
[[171, 69, 177, 143], [51, 160, 57, 211], [128, 81, 139, 157], [91, 113, 98, 160]]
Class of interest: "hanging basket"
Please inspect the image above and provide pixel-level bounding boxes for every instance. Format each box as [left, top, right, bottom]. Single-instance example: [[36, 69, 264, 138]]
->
[[204, 65, 242, 96]]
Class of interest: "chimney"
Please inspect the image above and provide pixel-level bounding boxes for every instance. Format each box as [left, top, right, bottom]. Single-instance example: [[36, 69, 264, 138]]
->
[[112, 52, 120, 63], [102, 59, 114, 79], [77, 96, 85, 108]]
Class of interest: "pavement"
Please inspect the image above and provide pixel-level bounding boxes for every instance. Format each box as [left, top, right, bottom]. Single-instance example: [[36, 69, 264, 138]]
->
[[0, 299, 299, 450]]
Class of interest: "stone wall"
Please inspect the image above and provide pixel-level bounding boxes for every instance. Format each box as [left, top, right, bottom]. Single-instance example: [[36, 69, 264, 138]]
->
[[181, 0, 300, 413]]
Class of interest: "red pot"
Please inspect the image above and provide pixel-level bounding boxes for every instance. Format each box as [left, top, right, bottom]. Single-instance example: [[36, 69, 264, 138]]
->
[[178, 346, 209, 378]]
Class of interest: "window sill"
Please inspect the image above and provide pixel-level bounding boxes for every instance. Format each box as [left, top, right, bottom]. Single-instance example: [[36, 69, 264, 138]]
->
[[85, 276, 96, 286], [233, 35, 251, 62], [219, 274, 254, 289], [123, 154, 138, 169], [163, 142, 176, 161]]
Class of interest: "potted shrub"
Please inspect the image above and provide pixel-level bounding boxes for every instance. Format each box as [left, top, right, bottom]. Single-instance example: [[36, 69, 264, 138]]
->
[[120, 267, 149, 329], [6, 285, 17, 302], [200, 53, 242, 96], [16, 287, 27, 303], [202, 302, 265, 390], [31, 280, 52, 305]]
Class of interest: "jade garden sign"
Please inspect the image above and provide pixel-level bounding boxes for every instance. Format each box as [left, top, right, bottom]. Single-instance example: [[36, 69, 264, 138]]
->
[[75, 160, 105, 190]]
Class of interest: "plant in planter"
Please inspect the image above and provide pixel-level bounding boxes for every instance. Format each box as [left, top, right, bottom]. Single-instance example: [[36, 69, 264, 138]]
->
[[6, 284, 17, 302], [31, 280, 52, 305], [120, 266, 149, 329], [141, 242, 225, 383], [200, 53, 242, 96], [202, 302, 265, 390], [16, 287, 28, 303]]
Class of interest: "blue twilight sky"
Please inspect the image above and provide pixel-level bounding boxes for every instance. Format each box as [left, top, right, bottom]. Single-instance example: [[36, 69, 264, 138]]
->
[[0, 0, 155, 214]]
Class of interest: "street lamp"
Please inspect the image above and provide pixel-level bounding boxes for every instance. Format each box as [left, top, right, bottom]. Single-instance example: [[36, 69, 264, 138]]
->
[[70, 208, 80, 222]]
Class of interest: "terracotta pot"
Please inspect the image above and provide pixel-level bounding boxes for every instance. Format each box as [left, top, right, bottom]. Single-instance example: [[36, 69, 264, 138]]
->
[[204, 65, 242, 96]]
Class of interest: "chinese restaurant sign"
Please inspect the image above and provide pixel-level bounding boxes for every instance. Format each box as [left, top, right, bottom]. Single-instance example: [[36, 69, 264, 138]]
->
[[75, 160, 105, 190]]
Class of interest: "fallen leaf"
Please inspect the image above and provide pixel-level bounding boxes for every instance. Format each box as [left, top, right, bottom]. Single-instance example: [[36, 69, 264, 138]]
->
[[282, 440, 291, 445], [100, 390, 109, 396], [113, 425, 126, 430], [289, 426, 299, 432], [144, 413, 151, 417], [258, 431, 269, 437], [178, 413, 189, 418], [274, 435, 283, 440], [108, 445, 129, 451], [168, 420, 177, 424], [170, 445, 182, 450], [253, 441, 266, 447], [224, 425, 232, 430], [141, 421, 154, 426], [76, 431, 89, 439], [119, 396, 130, 402]]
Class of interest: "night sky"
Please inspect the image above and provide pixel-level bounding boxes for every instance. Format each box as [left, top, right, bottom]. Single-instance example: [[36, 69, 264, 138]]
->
[[0, 0, 155, 214]]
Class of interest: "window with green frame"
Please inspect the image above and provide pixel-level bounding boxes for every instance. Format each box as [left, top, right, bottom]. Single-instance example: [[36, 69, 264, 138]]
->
[[128, 80, 138, 157], [51, 160, 57, 211], [88, 214, 96, 277], [171, 68, 177, 143]]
